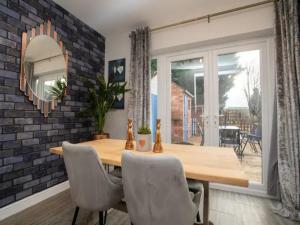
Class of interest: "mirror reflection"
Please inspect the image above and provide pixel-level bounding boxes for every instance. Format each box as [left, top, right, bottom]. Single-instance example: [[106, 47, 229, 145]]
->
[[24, 35, 67, 102]]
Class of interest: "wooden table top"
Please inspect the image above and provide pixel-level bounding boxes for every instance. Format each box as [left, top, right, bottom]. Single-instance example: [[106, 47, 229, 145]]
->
[[50, 139, 248, 187]]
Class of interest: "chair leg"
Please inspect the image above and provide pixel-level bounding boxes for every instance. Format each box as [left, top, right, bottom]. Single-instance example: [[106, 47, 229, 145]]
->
[[104, 211, 107, 224], [99, 211, 103, 225], [196, 211, 201, 223], [72, 206, 79, 225]]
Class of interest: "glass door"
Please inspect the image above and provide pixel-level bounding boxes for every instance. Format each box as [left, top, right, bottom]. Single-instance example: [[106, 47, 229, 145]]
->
[[212, 46, 264, 185], [168, 53, 209, 146], [161, 41, 272, 193]]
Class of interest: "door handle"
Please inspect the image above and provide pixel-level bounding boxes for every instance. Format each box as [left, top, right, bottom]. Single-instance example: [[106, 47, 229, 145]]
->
[[214, 114, 219, 125]]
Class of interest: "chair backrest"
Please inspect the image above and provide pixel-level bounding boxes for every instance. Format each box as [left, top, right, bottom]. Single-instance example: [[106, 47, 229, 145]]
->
[[62, 142, 123, 211], [121, 151, 197, 225]]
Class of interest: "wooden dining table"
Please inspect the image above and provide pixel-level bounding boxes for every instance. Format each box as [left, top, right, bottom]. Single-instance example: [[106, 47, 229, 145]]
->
[[50, 139, 248, 225]]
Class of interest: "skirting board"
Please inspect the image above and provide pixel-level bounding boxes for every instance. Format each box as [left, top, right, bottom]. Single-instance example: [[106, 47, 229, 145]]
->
[[0, 181, 70, 221], [210, 183, 274, 199]]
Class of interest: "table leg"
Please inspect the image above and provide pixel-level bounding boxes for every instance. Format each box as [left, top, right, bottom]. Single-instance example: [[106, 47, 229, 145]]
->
[[202, 181, 214, 225]]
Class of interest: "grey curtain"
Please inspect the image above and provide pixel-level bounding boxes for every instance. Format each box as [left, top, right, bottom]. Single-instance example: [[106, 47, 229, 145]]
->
[[271, 0, 300, 221], [128, 27, 151, 134], [267, 96, 280, 198]]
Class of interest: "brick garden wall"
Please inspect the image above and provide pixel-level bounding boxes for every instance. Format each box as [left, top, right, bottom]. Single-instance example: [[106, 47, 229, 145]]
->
[[0, 0, 105, 207]]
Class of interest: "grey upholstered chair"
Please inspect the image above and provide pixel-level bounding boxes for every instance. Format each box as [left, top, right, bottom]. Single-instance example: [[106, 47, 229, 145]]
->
[[121, 151, 201, 225], [62, 142, 124, 225]]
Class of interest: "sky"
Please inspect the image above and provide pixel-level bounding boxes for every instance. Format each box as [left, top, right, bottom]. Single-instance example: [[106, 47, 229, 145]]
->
[[224, 50, 260, 109]]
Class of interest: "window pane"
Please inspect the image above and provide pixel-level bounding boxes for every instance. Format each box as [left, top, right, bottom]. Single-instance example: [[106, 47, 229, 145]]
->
[[218, 50, 262, 183], [171, 58, 204, 145]]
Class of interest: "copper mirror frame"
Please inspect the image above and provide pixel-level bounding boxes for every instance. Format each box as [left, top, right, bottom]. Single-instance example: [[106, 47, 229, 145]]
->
[[20, 20, 69, 117]]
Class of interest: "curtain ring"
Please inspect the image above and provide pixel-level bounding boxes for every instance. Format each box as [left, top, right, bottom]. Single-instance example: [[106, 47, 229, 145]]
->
[[207, 15, 211, 23]]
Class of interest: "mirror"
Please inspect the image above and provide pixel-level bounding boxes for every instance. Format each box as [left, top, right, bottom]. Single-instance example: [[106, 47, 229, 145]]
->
[[20, 21, 69, 117], [23, 35, 67, 102]]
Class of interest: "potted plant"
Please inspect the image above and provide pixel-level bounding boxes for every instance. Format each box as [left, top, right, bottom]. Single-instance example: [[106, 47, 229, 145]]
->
[[78, 74, 130, 140], [48, 79, 67, 102], [136, 125, 152, 152]]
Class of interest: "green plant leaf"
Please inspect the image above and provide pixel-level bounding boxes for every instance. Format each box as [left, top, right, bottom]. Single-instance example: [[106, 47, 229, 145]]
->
[[138, 125, 151, 134], [77, 74, 130, 133]]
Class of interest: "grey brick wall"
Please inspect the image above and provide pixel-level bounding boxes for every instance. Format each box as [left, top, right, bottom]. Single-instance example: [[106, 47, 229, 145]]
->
[[0, 0, 105, 207]]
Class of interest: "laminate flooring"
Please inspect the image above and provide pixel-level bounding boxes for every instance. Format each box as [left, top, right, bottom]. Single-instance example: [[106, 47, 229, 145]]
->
[[0, 189, 297, 225]]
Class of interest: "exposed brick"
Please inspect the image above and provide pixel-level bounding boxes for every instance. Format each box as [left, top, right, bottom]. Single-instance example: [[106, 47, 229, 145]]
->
[[4, 110, 24, 117], [47, 178, 58, 188], [23, 179, 39, 189], [0, 181, 12, 191], [41, 124, 52, 130], [15, 118, 33, 125], [28, 13, 43, 24], [14, 103, 34, 110], [21, 15, 36, 26], [13, 161, 32, 171], [40, 175, 51, 183], [13, 174, 32, 185], [0, 37, 16, 48], [0, 0, 7, 6], [24, 111, 40, 117], [0, 195, 14, 208], [0, 133, 15, 142], [0, 53, 15, 63], [19, 0, 37, 14], [33, 130, 47, 138], [0, 86, 16, 94], [47, 130, 58, 136], [3, 156, 23, 165], [38, 0, 50, 8], [17, 132, 33, 140], [0, 4, 19, 19], [0, 102, 14, 109], [0, 118, 13, 125], [22, 138, 39, 146], [32, 183, 47, 194], [0, 165, 13, 174], [52, 171, 64, 178], [1, 143, 19, 152], [46, 154, 59, 162], [0, 0, 105, 207], [24, 124, 40, 131], [33, 157, 45, 165], [5, 94, 24, 102], [2, 125, 23, 133], [60, 106, 71, 111], [16, 188, 32, 201]]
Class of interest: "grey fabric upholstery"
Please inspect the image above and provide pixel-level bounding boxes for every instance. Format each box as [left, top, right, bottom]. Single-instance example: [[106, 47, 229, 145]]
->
[[122, 151, 199, 225], [62, 142, 124, 211]]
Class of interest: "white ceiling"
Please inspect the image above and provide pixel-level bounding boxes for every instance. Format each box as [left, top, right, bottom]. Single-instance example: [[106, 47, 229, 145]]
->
[[53, 0, 263, 36]]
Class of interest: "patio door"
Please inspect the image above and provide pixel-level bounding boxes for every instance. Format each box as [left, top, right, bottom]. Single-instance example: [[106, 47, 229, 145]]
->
[[166, 52, 210, 146], [211, 44, 266, 186], [161, 39, 274, 194]]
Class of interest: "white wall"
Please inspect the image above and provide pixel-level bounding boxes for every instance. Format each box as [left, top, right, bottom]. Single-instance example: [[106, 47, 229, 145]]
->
[[104, 32, 131, 139], [104, 4, 274, 139]]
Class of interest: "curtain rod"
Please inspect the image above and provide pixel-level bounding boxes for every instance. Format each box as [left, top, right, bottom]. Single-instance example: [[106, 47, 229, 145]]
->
[[150, 0, 275, 32]]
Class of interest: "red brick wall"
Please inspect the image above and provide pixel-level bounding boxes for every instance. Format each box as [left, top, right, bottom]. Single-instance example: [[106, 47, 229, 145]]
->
[[171, 82, 192, 143]]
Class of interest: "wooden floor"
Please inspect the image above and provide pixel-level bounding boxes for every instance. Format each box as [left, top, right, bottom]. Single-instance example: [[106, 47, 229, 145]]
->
[[0, 189, 297, 225]]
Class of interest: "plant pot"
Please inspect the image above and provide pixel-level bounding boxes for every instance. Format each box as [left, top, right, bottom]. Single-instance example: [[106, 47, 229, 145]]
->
[[93, 133, 110, 140], [136, 134, 152, 152]]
